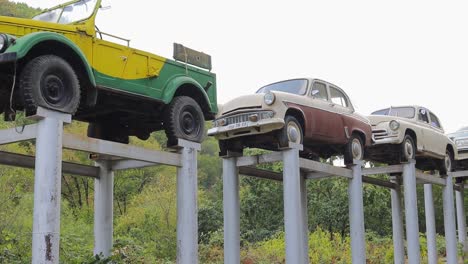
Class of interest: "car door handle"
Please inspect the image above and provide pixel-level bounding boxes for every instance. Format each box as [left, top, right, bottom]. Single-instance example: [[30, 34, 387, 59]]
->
[[329, 103, 335, 107], [120, 56, 128, 61]]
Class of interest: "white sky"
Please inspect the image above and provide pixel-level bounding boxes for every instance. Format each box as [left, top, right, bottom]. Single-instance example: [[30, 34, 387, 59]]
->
[[13, 0, 468, 133]]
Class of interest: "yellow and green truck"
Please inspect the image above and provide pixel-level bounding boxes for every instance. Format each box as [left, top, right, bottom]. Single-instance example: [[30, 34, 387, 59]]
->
[[0, 0, 217, 145]]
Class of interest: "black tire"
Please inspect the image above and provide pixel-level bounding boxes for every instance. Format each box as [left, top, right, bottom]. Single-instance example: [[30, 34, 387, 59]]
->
[[20, 55, 80, 115], [164, 96, 205, 146], [400, 134, 416, 162], [344, 134, 364, 165], [87, 123, 129, 144], [277, 115, 303, 148], [439, 150, 453, 175]]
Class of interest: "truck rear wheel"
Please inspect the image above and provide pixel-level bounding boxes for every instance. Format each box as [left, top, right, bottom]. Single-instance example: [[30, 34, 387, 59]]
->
[[20, 55, 80, 115], [164, 96, 205, 146]]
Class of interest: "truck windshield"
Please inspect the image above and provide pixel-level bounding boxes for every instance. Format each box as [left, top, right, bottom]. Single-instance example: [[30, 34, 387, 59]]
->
[[371, 107, 415, 119], [33, 0, 98, 24], [256, 79, 308, 95]]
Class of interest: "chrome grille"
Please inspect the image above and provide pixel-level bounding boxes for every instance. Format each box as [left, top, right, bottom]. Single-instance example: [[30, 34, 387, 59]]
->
[[372, 129, 388, 140], [214, 111, 274, 127], [227, 114, 249, 125]]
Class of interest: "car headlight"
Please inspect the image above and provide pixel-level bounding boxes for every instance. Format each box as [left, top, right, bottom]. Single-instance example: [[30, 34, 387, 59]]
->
[[389, 120, 400, 131], [264, 92, 275, 105], [456, 139, 468, 147], [0, 34, 7, 53]]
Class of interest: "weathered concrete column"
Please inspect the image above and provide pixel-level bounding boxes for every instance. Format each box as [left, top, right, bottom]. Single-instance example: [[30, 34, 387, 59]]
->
[[94, 160, 114, 258], [390, 175, 405, 264], [348, 160, 366, 264], [443, 174, 457, 264], [176, 139, 201, 264], [402, 160, 420, 263], [424, 184, 437, 264], [223, 155, 240, 264], [31, 107, 71, 264], [282, 143, 308, 263], [455, 181, 467, 253]]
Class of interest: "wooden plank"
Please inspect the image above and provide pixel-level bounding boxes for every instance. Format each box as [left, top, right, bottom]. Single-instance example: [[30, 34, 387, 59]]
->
[[0, 151, 99, 178], [451, 170, 468, 178], [415, 171, 446, 186], [63, 134, 181, 167], [362, 164, 404, 176], [299, 159, 352, 178], [362, 176, 397, 189], [0, 124, 37, 145], [239, 166, 283, 181]]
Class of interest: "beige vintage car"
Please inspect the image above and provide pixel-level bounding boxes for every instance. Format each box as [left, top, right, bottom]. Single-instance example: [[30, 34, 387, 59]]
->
[[366, 106, 457, 173], [208, 78, 372, 163]]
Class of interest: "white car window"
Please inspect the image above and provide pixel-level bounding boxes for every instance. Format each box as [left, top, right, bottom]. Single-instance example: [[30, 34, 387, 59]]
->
[[311, 82, 328, 101], [429, 112, 441, 129], [329, 87, 348, 107]]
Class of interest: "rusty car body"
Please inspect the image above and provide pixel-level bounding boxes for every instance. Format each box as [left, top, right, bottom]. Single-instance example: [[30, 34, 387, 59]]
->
[[208, 78, 372, 163]]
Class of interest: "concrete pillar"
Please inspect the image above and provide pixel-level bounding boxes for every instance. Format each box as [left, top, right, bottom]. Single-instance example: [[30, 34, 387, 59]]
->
[[390, 176, 405, 264], [282, 143, 308, 263], [443, 174, 458, 264], [402, 160, 420, 263], [176, 140, 201, 264], [455, 181, 467, 253], [424, 184, 437, 264], [31, 107, 71, 264], [223, 156, 240, 264], [348, 160, 366, 264], [93, 160, 114, 258]]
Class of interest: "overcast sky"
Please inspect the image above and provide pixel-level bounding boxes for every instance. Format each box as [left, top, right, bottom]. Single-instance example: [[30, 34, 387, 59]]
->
[[13, 0, 468, 133]]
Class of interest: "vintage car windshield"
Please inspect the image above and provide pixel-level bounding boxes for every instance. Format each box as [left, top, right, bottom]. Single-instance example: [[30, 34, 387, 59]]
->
[[33, 0, 98, 24], [256, 79, 308, 95], [371, 107, 415, 119]]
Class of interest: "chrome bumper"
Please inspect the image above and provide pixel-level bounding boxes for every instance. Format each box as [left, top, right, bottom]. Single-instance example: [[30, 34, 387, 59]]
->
[[207, 118, 285, 140]]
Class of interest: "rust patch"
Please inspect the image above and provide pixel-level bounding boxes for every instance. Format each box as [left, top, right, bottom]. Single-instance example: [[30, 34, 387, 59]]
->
[[45, 234, 52, 261]]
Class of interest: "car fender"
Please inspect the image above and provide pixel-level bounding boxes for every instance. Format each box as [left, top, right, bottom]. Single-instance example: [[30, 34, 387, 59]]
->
[[162, 75, 213, 111], [6, 31, 96, 86]]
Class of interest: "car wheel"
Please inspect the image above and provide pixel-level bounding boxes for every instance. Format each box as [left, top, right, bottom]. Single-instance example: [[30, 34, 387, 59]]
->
[[439, 150, 453, 175], [344, 134, 364, 165], [278, 115, 303, 148], [164, 96, 205, 146], [400, 134, 416, 162], [87, 122, 129, 144], [20, 55, 80, 115]]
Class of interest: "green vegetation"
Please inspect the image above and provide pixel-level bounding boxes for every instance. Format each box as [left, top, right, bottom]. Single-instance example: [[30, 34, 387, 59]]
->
[[0, 1, 466, 263]]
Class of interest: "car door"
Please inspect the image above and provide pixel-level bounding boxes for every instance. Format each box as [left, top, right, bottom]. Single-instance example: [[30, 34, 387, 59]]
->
[[303, 81, 336, 141], [326, 86, 350, 144], [92, 39, 128, 89], [416, 107, 434, 152], [426, 111, 447, 156]]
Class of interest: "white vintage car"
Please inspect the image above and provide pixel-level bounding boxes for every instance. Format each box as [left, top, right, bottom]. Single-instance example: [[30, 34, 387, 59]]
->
[[448, 126, 468, 169], [366, 106, 457, 174]]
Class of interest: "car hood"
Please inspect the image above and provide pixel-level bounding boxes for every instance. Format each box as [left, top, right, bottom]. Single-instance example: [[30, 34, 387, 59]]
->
[[219, 93, 265, 116], [367, 115, 409, 126]]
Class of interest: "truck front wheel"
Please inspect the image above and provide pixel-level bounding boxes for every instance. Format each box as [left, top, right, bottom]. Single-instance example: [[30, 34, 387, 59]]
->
[[164, 96, 205, 146], [20, 55, 80, 115]]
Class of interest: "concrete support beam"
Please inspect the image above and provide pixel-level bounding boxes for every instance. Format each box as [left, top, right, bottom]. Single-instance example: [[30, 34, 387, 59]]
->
[[93, 161, 114, 258], [176, 140, 201, 264]]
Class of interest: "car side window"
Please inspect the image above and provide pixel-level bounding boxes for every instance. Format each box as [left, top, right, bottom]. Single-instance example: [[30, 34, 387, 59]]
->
[[311, 82, 328, 101], [429, 112, 441, 129], [329, 87, 348, 107], [418, 108, 429, 124]]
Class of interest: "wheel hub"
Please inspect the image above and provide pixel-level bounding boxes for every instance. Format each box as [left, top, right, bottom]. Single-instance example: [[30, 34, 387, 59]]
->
[[181, 111, 196, 134], [404, 140, 414, 159], [352, 139, 362, 160], [41, 75, 66, 105], [287, 122, 301, 144]]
